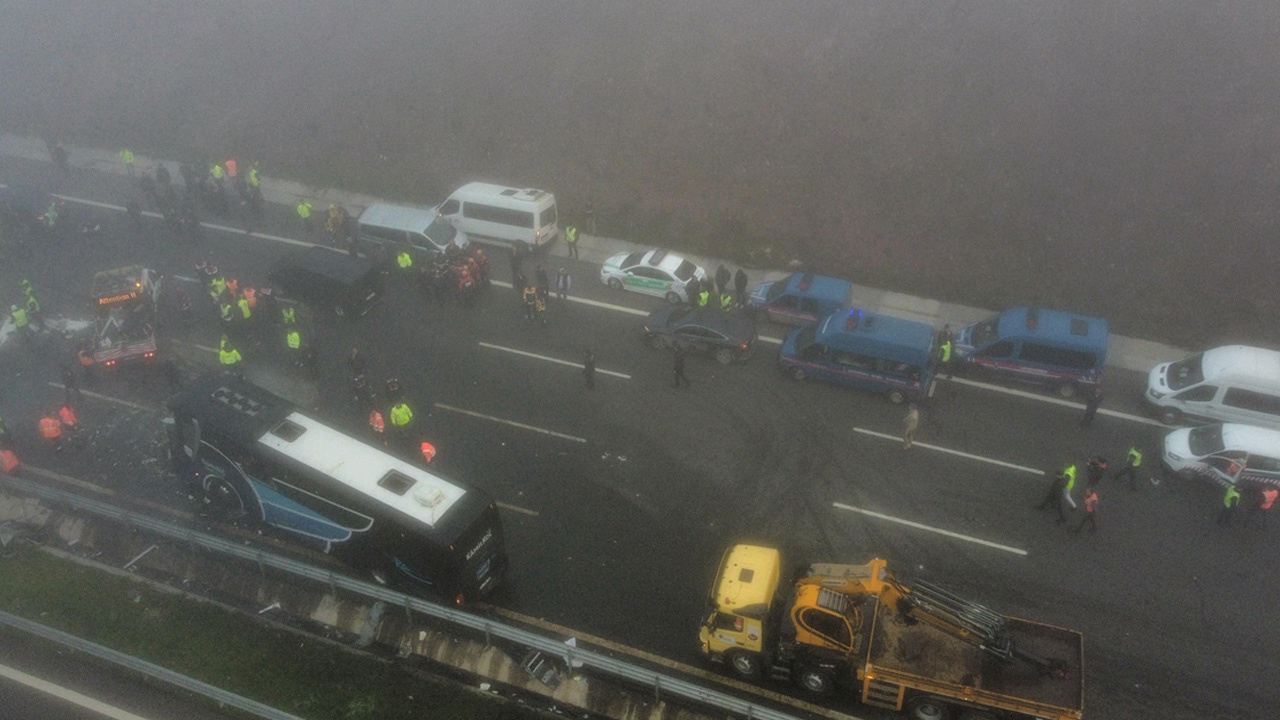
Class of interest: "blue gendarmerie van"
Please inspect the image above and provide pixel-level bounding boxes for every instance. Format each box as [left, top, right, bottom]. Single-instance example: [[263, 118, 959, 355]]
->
[[954, 306, 1108, 397], [746, 272, 855, 327], [777, 308, 936, 403]]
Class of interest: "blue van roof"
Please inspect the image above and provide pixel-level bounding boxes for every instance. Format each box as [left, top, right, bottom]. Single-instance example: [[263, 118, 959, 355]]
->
[[998, 307, 1109, 350], [786, 273, 853, 299], [816, 309, 935, 363]]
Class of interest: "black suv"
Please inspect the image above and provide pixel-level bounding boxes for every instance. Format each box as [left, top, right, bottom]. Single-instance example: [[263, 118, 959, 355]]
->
[[642, 306, 757, 364]]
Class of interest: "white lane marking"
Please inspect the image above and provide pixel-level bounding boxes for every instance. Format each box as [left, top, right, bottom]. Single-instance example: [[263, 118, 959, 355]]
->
[[0, 661, 154, 720], [496, 502, 540, 517], [489, 278, 786, 342], [48, 383, 156, 412], [434, 402, 587, 443], [56, 194, 316, 248], [833, 502, 1029, 556], [478, 342, 632, 379], [173, 275, 199, 283], [942, 376, 1164, 427], [852, 427, 1045, 476]]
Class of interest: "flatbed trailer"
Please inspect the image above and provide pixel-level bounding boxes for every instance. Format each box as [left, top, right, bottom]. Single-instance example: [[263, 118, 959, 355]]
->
[[858, 592, 1084, 719]]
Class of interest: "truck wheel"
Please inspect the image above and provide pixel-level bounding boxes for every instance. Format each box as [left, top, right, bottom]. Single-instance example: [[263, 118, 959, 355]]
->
[[715, 348, 735, 365], [887, 389, 906, 404], [794, 665, 835, 696], [790, 367, 806, 381], [1159, 407, 1182, 426], [905, 696, 952, 720], [607, 278, 623, 291], [726, 650, 762, 680], [1055, 382, 1077, 398]]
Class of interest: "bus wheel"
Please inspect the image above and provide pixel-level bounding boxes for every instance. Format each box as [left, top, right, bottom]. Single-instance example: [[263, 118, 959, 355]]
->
[[727, 650, 762, 680], [887, 389, 906, 404], [905, 696, 952, 720], [790, 367, 806, 381], [1159, 407, 1182, 425], [794, 664, 835, 696], [1055, 382, 1077, 398]]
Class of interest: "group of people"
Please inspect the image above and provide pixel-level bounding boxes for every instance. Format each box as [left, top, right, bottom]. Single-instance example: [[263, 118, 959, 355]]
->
[[688, 264, 750, 311], [348, 350, 433, 464]]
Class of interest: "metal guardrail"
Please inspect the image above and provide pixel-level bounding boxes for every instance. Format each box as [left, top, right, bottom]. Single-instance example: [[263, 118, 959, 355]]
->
[[0, 608, 308, 720], [0, 474, 810, 720]]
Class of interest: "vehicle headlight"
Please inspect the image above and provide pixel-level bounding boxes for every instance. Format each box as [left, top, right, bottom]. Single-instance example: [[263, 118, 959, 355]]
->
[[1148, 389, 1166, 399], [1167, 453, 1183, 463]]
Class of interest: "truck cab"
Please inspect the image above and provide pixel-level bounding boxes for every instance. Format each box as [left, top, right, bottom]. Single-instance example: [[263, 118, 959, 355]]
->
[[698, 544, 781, 678]]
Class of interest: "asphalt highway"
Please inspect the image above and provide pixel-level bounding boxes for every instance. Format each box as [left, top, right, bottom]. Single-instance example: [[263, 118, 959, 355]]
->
[[0, 157, 1274, 720]]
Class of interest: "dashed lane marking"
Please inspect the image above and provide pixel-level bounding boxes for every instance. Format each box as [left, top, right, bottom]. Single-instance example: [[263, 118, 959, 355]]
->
[[941, 376, 1165, 426], [495, 502, 540, 517], [56, 194, 317, 249], [832, 502, 1029, 556], [851, 427, 1045, 476], [433, 402, 587, 444], [478, 342, 632, 379], [0, 662, 155, 720], [47, 383, 156, 412]]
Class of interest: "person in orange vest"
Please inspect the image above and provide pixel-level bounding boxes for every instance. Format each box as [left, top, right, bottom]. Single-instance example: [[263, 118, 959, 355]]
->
[[39, 414, 63, 453], [1260, 487, 1278, 529], [224, 159, 238, 178], [1071, 487, 1099, 534], [419, 441, 437, 464], [368, 409, 387, 446], [59, 405, 80, 433]]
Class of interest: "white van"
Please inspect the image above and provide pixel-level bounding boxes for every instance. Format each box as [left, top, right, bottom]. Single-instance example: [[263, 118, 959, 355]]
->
[[1163, 423, 1280, 487], [437, 182, 558, 250], [356, 203, 468, 260], [1145, 345, 1280, 428]]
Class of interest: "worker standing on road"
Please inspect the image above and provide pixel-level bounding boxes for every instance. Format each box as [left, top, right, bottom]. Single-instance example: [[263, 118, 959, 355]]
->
[[936, 327, 954, 381], [1085, 456, 1108, 488], [534, 288, 548, 326], [296, 200, 313, 237], [685, 277, 701, 307], [219, 334, 243, 368], [1218, 485, 1241, 525], [224, 159, 238, 178], [1080, 381, 1103, 427], [565, 225, 579, 259], [535, 266, 549, 298], [556, 267, 571, 302], [673, 346, 689, 388], [720, 290, 734, 311], [715, 265, 731, 296], [1038, 462, 1078, 523], [698, 287, 710, 308], [121, 149, 135, 176], [237, 293, 252, 323], [902, 403, 919, 449], [1071, 488, 1099, 534], [583, 350, 596, 390], [10, 305, 32, 341], [1114, 446, 1144, 489], [396, 247, 414, 272], [389, 400, 414, 451], [734, 268, 748, 307], [248, 163, 261, 193], [285, 325, 302, 365], [1259, 487, 1277, 529], [39, 414, 64, 453], [368, 409, 387, 446], [523, 283, 538, 321]]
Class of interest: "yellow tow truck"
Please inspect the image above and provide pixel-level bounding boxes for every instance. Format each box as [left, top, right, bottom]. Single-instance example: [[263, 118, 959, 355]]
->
[[698, 545, 1084, 720]]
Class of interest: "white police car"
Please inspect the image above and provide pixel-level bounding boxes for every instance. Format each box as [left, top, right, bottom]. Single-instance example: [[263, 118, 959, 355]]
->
[[599, 249, 707, 304]]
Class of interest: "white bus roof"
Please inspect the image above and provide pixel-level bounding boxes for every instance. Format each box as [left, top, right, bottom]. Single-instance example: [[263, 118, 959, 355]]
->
[[1202, 346, 1280, 385], [452, 182, 553, 205], [257, 412, 465, 527]]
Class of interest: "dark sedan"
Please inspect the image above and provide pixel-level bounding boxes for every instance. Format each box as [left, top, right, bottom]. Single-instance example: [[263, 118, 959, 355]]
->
[[642, 306, 757, 364]]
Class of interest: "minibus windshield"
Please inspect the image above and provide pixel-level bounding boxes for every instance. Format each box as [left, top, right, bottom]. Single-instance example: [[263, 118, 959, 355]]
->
[[1167, 354, 1204, 391], [971, 316, 1000, 347], [1188, 424, 1224, 456]]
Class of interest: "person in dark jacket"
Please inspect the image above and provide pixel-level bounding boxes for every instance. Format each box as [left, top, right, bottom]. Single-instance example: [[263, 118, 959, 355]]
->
[[1081, 381, 1103, 427], [715, 265, 731, 295], [734, 268, 748, 306]]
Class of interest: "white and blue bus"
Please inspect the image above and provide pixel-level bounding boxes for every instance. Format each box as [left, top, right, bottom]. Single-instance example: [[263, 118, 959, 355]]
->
[[167, 372, 506, 604]]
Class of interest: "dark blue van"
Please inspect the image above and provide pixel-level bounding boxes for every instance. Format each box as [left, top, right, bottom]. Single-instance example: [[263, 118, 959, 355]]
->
[[954, 306, 1108, 397], [746, 272, 855, 326], [778, 308, 936, 403]]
